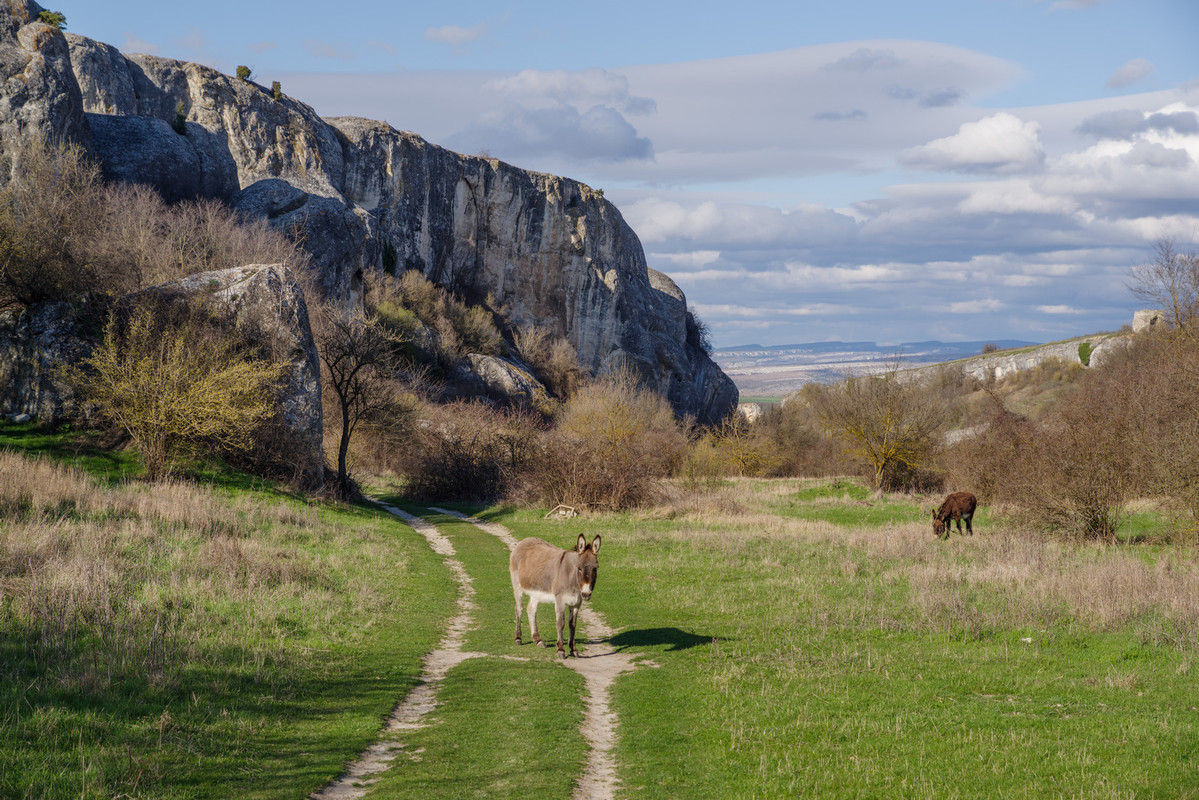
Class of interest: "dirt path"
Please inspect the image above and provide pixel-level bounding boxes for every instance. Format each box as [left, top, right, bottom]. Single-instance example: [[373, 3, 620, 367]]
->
[[309, 504, 485, 800], [430, 508, 639, 800]]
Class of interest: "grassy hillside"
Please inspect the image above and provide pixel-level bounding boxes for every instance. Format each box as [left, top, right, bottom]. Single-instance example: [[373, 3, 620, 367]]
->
[[0, 422, 456, 799]]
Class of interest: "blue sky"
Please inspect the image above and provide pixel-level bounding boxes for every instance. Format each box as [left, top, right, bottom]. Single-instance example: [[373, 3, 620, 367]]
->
[[61, 0, 1199, 347]]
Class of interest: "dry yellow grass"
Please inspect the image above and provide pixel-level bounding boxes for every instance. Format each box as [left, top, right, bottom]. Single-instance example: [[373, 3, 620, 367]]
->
[[0, 450, 397, 695]]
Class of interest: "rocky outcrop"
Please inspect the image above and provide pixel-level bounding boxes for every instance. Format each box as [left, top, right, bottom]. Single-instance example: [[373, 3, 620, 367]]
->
[[40, 19, 736, 424], [150, 264, 324, 488], [958, 338, 1106, 382], [0, 265, 325, 489], [445, 354, 550, 409], [0, 1, 87, 158], [1133, 309, 1164, 332]]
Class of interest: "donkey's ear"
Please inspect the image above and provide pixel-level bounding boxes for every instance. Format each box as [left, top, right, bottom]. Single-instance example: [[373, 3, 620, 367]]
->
[[576, 533, 587, 554], [591, 535, 602, 555]]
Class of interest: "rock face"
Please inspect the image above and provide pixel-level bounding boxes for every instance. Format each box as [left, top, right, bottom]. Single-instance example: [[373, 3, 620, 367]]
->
[[958, 337, 1106, 382], [0, 1, 87, 158], [0, 301, 87, 421], [33, 18, 738, 424]]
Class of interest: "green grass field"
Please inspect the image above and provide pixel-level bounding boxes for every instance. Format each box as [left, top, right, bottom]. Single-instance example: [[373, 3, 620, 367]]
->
[[5, 421, 1198, 798], [484, 484, 1199, 799]]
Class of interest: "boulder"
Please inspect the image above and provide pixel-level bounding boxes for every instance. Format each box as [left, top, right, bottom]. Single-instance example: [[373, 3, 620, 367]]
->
[[85, 112, 207, 202], [445, 354, 550, 410], [738, 403, 763, 424], [1133, 309, 1165, 333], [151, 264, 324, 488], [0, 265, 325, 489]]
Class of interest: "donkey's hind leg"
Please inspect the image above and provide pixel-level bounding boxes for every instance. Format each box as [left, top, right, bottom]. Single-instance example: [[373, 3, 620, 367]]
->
[[513, 585, 524, 644]]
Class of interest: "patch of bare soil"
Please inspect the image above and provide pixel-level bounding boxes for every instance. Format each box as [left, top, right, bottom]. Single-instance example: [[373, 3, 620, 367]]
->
[[308, 505, 484, 800], [430, 508, 639, 800]]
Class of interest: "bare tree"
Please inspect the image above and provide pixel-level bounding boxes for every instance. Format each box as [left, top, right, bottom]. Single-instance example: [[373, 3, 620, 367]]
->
[[1129, 238, 1199, 340], [815, 362, 949, 491], [314, 304, 413, 498], [0, 138, 106, 309]]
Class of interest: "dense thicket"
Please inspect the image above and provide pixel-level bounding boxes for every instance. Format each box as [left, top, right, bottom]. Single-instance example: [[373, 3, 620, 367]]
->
[[0, 139, 304, 311]]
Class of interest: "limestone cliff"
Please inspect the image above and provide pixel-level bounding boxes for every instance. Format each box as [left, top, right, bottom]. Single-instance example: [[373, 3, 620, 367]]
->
[[42, 21, 737, 424]]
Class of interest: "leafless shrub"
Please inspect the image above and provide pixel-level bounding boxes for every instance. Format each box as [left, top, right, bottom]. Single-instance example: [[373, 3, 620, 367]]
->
[[526, 367, 687, 510], [1093, 332, 1199, 526], [0, 138, 107, 308], [94, 184, 305, 290], [813, 362, 950, 491], [0, 139, 306, 311], [750, 394, 851, 478], [403, 400, 541, 501], [948, 361, 1144, 540], [370, 270, 502, 368]]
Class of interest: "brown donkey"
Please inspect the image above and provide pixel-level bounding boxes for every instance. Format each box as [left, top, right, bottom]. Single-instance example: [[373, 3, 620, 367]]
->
[[510, 533, 601, 658], [933, 491, 977, 539]]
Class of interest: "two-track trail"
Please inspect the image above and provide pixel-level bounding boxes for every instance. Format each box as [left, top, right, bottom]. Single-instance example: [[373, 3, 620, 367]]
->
[[430, 508, 639, 800], [309, 504, 638, 800]]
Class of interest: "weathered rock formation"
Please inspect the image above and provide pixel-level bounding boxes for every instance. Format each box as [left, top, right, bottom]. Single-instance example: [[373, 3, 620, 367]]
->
[[150, 264, 324, 488], [0, 1, 87, 159], [445, 354, 549, 409], [958, 337, 1107, 382], [1133, 309, 1164, 333], [36, 15, 736, 424], [0, 264, 325, 488]]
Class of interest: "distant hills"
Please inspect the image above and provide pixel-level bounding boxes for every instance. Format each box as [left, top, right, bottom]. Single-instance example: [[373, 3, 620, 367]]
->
[[714, 339, 1039, 397]]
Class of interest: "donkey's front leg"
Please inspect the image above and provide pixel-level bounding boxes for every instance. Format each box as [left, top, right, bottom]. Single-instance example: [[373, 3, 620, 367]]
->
[[568, 606, 580, 657], [554, 600, 567, 658]]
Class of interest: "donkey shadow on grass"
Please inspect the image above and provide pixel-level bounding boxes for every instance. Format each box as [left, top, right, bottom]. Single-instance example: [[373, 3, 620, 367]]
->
[[608, 628, 724, 652]]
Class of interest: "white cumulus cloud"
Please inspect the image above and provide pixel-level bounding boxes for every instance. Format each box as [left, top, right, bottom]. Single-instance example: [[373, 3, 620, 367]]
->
[[485, 68, 655, 115], [900, 113, 1046, 174]]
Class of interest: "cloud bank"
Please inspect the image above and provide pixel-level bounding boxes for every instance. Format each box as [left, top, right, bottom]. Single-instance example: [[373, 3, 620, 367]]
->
[[280, 41, 1197, 347]]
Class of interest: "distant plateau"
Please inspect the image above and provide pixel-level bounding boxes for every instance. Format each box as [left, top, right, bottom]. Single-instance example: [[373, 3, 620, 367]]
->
[[714, 339, 1039, 397]]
